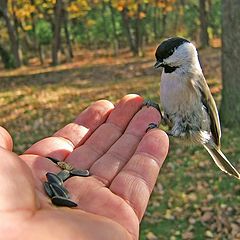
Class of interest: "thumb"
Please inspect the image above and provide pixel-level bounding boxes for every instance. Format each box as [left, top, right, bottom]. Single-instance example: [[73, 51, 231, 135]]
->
[[0, 147, 39, 212], [0, 127, 13, 151]]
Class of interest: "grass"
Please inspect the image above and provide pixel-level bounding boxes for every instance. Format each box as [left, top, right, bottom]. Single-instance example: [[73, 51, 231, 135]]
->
[[0, 46, 239, 239], [141, 133, 240, 239]]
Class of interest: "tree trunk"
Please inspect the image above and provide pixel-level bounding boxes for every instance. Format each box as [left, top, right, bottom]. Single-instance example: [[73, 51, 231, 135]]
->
[[220, 0, 240, 127], [199, 0, 209, 47], [101, 2, 109, 45], [160, 13, 167, 37], [109, 1, 119, 55], [173, 2, 181, 35], [0, 42, 14, 68], [135, 3, 144, 56], [51, 0, 63, 66], [153, 1, 158, 40], [38, 44, 45, 65], [0, 0, 21, 68], [30, 0, 36, 33], [121, 8, 137, 54], [63, 10, 73, 61]]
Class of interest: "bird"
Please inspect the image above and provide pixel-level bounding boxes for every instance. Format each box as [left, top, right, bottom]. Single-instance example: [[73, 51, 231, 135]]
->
[[153, 36, 240, 179]]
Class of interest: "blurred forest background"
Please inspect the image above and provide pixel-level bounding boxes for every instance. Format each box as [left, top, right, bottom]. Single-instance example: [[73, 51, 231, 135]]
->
[[0, 0, 222, 67], [0, 0, 240, 239]]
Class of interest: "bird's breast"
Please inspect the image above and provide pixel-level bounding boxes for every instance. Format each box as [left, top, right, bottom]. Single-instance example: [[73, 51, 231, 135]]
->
[[160, 73, 199, 114]]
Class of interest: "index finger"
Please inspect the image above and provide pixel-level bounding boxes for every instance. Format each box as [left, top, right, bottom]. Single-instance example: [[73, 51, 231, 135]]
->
[[24, 100, 114, 159]]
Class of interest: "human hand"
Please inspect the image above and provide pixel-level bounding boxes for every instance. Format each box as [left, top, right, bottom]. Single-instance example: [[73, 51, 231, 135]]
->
[[0, 94, 169, 240]]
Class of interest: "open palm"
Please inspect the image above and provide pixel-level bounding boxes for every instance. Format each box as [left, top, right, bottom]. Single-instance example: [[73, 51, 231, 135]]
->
[[0, 95, 168, 240]]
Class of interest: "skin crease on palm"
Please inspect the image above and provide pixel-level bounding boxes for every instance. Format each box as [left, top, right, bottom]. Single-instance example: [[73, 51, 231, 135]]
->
[[0, 94, 169, 240]]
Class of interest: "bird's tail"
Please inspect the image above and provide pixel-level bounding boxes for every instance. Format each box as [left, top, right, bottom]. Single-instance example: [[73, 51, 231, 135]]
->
[[204, 144, 240, 179]]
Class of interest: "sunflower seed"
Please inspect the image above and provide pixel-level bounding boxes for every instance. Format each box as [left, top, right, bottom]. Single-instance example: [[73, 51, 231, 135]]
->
[[51, 196, 78, 207], [46, 156, 60, 164], [57, 170, 71, 181], [49, 183, 69, 199], [43, 181, 54, 198], [70, 169, 90, 177], [46, 172, 63, 186], [57, 162, 74, 171]]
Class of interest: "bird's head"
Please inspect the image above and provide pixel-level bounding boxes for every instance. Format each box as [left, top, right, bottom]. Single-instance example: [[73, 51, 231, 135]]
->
[[154, 37, 199, 73]]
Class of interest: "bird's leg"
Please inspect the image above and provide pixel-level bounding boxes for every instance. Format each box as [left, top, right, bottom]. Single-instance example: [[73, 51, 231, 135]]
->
[[166, 121, 189, 138], [165, 131, 174, 137], [161, 115, 170, 126]]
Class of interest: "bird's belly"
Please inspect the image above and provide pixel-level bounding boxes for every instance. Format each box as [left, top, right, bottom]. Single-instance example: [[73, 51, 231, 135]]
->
[[160, 76, 211, 143]]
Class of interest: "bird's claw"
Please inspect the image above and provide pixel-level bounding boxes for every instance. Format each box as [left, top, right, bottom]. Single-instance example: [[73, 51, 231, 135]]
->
[[142, 99, 161, 113], [146, 122, 159, 132], [166, 131, 174, 137]]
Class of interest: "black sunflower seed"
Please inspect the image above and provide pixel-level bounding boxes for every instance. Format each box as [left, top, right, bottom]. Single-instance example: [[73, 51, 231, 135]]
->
[[49, 183, 70, 199], [46, 172, 63, 186], [70, 169, 90, 177], [57, 170, 71, 182], [51, 196, 78, 207], [43, 181, 54, 198], [46, 156, 60, 164]]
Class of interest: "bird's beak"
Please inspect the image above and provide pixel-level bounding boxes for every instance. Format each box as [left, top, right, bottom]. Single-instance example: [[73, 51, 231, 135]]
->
[[154, 61, 163, 69]]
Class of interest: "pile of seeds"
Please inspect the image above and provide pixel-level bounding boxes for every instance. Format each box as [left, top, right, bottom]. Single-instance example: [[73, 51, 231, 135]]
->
[[44, 157, 90, 207]]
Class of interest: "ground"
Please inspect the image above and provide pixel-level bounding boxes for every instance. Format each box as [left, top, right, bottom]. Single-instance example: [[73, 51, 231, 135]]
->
[[0, 46, 239, 239]]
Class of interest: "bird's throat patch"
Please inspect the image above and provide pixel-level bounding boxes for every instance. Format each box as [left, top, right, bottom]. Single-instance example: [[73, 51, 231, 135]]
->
[[164, 65, 179, 73]]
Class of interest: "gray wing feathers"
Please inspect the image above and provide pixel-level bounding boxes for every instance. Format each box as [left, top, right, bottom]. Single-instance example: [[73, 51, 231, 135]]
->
[[204, 144, 240, 179], [193, 75, 221, 147]]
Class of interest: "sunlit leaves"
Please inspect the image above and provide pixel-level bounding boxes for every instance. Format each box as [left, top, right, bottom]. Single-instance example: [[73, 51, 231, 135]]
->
[[111, 0, 176, 18], [13, 3, 36, 19], [112, 0, 145, 18], [67, 0, 90, 19], [8, 0, 35, 31]]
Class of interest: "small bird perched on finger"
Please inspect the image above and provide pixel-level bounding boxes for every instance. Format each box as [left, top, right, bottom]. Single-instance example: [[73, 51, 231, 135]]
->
[[153, 36, 240, 179]]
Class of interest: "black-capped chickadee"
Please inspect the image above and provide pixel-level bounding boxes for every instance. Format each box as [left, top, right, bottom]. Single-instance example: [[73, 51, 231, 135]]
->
[[154, 37, 239, 179]]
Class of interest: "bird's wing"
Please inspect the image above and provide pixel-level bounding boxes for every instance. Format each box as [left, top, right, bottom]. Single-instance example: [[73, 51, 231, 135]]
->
[[204, 144, 240, 179], [193, 74, 221, 147]]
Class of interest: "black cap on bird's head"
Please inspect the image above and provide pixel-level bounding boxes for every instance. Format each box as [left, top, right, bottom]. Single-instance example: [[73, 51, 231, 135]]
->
[[154, 37, 190, 69]]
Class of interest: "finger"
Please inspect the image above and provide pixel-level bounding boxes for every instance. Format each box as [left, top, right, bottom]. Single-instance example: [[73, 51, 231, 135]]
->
[[90, 105, 161, 185], [19, 154, 60, 192], [54, 100, 114, 147], [24, 100, 114, 160], [0, 127, 13, 151], [110, 130, 169, 220], [0, 148, 38, 211], [24, 137, 73, 161], [66, 94, 144, 169]]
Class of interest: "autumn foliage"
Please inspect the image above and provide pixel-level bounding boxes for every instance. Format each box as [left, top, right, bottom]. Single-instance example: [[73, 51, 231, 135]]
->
[[0, 0, 221, 68]]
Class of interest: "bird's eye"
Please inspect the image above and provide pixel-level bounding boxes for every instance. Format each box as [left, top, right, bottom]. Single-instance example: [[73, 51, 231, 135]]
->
[[168, 49, 174, 55]]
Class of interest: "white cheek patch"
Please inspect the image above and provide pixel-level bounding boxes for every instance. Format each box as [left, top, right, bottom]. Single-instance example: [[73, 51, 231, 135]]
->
[[164, 43, 196, 67], [164, 54, 180, 67]]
